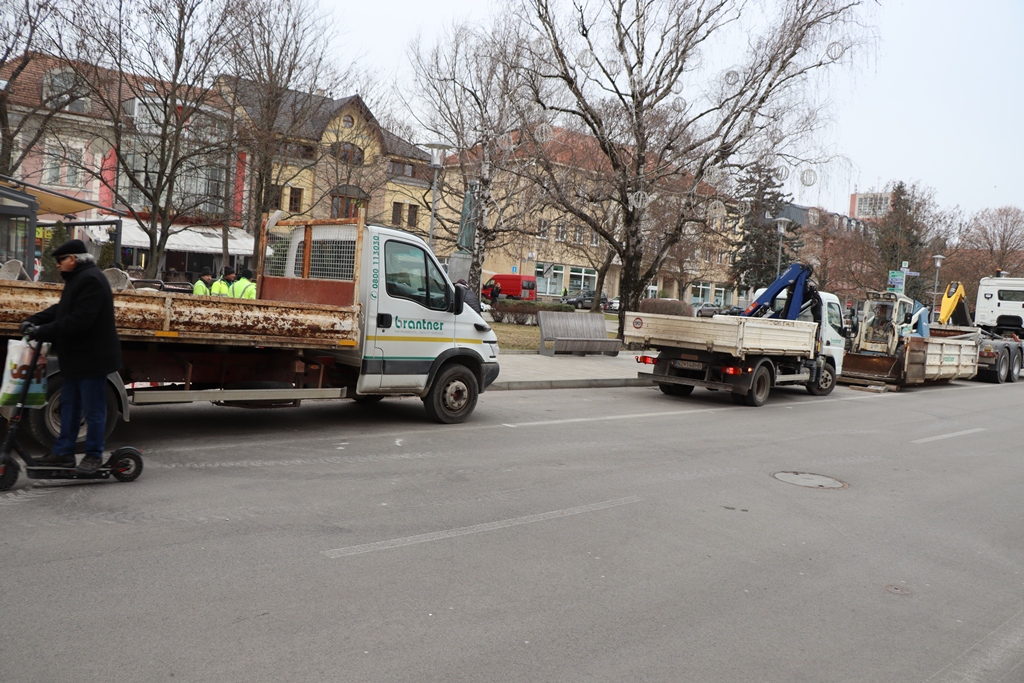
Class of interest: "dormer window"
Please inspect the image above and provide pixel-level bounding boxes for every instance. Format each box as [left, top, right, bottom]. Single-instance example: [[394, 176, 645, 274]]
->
[[342, 115, 354, 128], [44, 69, 89, 114]]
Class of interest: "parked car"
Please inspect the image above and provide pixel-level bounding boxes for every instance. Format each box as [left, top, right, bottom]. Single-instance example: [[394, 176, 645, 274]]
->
[[692, 302, 721, 317], [604, 296, 621, 312], [561, 289, 608, 309]]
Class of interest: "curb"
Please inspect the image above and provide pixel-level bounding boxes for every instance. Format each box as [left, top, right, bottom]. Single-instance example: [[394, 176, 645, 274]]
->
[[489, 377, 654, 391]]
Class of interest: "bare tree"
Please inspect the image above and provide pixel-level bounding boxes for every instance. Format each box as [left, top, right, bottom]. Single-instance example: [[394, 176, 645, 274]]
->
[[408, 20, 543, 293], [510, 0, 871, 335], [49, 0, 237, 277], [0, 0, 79, 177]]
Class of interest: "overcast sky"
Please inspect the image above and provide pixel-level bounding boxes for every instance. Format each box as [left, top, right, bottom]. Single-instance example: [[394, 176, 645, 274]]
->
[[329, 0, 1022, 217]]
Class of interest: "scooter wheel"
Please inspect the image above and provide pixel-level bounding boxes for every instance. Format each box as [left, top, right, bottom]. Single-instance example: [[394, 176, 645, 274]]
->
[[0, 457, 21, 492], [110, 450, 143, 483]]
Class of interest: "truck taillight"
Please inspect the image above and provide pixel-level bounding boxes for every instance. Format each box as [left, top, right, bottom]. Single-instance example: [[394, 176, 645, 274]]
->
[[635, 355, 657, 365], [722, 366, 742, 375]]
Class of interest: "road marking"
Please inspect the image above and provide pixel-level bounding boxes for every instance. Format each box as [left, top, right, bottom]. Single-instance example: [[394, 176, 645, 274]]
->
[[322, 496, 643, 559], [509, 408, 719, 428], [911, 428, 986, 444], [924, 605, 1024, 682]]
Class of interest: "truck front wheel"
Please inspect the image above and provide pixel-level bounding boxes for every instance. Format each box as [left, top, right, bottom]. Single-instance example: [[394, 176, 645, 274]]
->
[[805, 363, 836, 396], [27, 376, 119, 449], [743, 365, 772, 407], [424, 364, 479, 424]]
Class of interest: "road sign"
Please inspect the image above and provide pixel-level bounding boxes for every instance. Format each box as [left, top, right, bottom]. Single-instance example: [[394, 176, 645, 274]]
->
[[511, 266, 518, 273], [905, 271, 920, 277], [887, 270, 905, 295], [901, 261, 909, 269]]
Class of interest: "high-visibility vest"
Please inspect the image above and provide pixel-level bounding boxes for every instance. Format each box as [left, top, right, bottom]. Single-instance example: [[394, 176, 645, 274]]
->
[[211, 278, 233, 296], [193, 279, 213, 296], [232, 278, 256, 299]]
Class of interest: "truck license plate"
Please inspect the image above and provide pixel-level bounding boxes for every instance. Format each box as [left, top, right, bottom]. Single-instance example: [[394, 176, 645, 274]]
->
[[671, 360, 704, 370]]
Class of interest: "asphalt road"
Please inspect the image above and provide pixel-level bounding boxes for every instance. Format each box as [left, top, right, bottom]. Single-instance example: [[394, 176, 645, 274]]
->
[[2, 380, 1024, 682]]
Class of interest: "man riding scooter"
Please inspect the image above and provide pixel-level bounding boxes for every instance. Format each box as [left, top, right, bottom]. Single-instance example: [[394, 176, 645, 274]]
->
[[20, 239, 121, 474]]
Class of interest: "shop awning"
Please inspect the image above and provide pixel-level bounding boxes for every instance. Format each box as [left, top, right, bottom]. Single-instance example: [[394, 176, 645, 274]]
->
[[0, 181, 95, 215], [86, 220, 259, 256]]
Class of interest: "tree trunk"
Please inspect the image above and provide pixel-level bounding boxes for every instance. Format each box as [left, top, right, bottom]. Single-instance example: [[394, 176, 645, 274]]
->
[[616, 250, 644, 338], [589, 249, 615, 314]]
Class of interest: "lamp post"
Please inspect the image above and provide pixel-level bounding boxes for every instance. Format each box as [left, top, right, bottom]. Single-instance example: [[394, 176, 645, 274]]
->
[[932, 254, 945, 321], [423, 141, 451, 249], [774, 216, 793, 279]]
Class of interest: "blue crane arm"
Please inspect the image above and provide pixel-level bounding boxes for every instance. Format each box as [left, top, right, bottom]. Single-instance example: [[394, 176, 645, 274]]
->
[[741, 263, 815, 320]]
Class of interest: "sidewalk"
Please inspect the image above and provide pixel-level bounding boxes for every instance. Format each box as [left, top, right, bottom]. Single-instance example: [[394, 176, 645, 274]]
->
[[490, 352, 653, 391]]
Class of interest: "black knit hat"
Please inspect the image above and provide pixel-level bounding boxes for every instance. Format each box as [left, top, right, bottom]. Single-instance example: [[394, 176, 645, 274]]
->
[[51, 239, 88, 258], [240, 268, 253, 279], [222, 266, 235, 276], [200, 267, 212, 277]]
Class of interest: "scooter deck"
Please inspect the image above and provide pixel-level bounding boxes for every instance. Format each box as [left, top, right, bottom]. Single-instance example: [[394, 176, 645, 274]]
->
[[23, 466, 118, 481]]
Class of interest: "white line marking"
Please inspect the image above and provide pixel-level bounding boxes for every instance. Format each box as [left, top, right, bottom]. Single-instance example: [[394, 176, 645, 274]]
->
[[509, 408, 719, 428], [322, 496, 643, 559], [924, 605, 1024, 682], [911, 428, 987, 444]]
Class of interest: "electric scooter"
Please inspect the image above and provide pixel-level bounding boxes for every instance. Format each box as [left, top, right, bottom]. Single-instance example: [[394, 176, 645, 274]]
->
[[0, 337, 143, 492]]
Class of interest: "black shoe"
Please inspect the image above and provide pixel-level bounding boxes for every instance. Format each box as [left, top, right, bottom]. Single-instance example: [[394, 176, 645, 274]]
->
[[38, 453, 76, 468], [76, 454, 102, 474]]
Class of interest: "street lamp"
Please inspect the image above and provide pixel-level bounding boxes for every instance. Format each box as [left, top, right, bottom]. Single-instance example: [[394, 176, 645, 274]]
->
[[423, 141, 451, 249], [932, 254, 945, 321], [774, 216, 793, 278]]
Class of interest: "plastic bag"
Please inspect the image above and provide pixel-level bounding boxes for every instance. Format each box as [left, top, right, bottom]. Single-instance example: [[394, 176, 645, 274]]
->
[[0, 339, 49, 408]]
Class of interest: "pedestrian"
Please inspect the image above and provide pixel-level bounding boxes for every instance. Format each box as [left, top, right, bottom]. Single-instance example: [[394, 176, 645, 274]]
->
[[232, 268, 257, 300], [192, 267, 214, 296], [490, 280, 501, 306], [20, 239, 121, 474], [456, 279, 480, 313], [212, 266, 236, 296]]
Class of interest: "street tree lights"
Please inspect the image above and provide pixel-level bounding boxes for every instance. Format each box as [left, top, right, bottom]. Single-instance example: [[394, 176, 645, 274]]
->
[[423, 141, 451, 250], [774, 216, 793, 279], [932, 254, 945, 321]]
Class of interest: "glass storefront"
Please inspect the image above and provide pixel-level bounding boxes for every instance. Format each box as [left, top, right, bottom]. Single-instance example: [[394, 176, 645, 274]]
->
[[0, 216, 31, 265], [535, 263, 565, 295]]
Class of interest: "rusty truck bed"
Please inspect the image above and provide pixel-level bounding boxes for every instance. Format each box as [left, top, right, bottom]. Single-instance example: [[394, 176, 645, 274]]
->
[[0, 280, 360, 351]]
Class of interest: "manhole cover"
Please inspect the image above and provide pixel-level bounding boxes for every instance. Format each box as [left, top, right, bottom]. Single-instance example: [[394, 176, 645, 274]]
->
[[773, 472, 847, 489], [885, 585, 912, 596]]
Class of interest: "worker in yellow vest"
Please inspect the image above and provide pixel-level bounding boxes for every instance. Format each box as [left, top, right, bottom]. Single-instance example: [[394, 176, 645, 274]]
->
[[232, 268, 256, 300], [211, 266, 236, 296], [192, 267, 214, 296]]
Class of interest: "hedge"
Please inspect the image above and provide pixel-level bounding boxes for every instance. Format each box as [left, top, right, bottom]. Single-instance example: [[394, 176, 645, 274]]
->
[[490, 300, 575, 325], [638, 298, 693, 316]]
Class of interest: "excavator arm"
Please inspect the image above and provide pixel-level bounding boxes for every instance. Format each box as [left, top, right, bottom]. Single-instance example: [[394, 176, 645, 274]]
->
[[938, 282, 973, 326], [742, 263, 816, 320]]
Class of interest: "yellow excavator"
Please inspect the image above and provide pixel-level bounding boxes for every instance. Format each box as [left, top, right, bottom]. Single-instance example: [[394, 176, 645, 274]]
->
[[937, 281, 973, 326]]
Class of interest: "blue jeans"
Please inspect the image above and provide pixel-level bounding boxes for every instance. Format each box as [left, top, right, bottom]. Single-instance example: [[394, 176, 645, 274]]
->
[[52, 376, 107, 457]]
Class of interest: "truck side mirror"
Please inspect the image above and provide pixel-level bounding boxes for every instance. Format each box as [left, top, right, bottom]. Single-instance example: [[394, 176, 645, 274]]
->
[[452, 285, 466, 315], [903, 312, 913, 324]]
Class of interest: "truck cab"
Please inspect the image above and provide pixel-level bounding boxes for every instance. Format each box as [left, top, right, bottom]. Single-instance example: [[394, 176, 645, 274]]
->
[[975, 276, 1024, 335], [266, 221, 500, 422]]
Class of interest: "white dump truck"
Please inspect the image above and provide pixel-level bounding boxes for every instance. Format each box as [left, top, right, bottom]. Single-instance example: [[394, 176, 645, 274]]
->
[[1, 214, 500, 446]]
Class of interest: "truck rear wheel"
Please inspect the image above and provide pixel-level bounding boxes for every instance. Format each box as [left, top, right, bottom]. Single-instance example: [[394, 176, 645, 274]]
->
[[805, 363, 836, 396], [743, 365, 772, 407], [1008, 351, 1021, 383], [991, 350, 1010, 384], [27, 376, 118, 449], [424, 364, 479, 424]]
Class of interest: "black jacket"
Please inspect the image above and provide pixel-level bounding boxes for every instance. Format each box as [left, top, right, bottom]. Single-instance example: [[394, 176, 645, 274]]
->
[[27, 260, 121, 379]]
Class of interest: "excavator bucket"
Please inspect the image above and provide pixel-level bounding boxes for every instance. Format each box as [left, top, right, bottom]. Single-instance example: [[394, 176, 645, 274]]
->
[[840, 351, 904, 384]]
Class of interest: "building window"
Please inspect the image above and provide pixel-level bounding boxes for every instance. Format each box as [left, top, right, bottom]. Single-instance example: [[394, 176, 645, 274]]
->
[[691, 281, 712, 304], [590, 230, 600, 247], [573, 226, 586, 244], [44, 69, 89, 113], [42, 146, 61, 185], [392, 202, 403, 226], [268, 184, 282, 210], [331, 142, 363, 166], [535, 263, 564, 295], [555, 224, 567, 242], [342, 115, 354, 128], [331, 195, 364, 219], [537, 220, 549, 240], [568, 266, 597, 292], [288, 187, 303, 213], [407, 204, 418, 228]]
